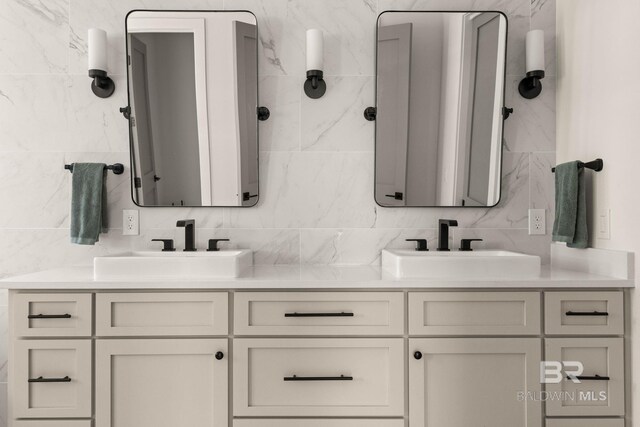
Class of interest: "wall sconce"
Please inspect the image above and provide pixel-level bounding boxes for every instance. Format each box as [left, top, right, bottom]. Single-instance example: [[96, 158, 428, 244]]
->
[[88, 28, 115, 98], [304, 29, 326, 99], [518, 29, 545, 99]]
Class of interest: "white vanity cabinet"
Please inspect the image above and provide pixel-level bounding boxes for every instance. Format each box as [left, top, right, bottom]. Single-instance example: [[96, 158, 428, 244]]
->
[[7, 288, 629, 427]]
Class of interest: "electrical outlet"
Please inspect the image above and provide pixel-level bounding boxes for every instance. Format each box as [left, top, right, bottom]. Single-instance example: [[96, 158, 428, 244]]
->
[[528, 209, 546, 235], [598, 209, 611, 240], [123, 209, 139, 236]]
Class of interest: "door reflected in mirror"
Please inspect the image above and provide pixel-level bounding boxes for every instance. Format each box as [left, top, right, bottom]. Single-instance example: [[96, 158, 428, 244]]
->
[[375, 11, 507, 207], [126, 10, 259, 207]]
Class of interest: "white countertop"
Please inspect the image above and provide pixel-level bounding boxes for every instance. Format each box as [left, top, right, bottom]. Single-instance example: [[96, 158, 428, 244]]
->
[[0, 264, 633, 290]]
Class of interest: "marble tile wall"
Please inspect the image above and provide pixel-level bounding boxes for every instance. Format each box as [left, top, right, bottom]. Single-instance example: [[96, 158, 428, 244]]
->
[[0, 0, 556, 420]]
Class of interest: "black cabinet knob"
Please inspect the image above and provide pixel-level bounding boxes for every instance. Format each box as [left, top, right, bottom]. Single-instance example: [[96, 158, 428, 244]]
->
[[215, 351, 224, 360], [414, 351, 423, 360]]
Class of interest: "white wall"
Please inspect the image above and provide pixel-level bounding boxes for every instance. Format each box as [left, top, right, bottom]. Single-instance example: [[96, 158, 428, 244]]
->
[[0, 0, 555, 421], [556, 0, 640, 422]]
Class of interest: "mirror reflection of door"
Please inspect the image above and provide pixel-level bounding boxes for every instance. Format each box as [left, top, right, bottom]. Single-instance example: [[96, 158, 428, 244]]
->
[[234, 21, 259, 206], [374, 12, 507, 207], [460, 13, 503, 206], [129, 36, 158, 205], [126, 11, 260, 207], [375, 23, 412, 207]]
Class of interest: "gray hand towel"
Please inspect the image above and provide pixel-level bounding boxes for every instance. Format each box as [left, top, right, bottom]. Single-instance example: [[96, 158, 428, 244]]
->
[[70, 163, 108, 245], [552, 161, 588, 248]]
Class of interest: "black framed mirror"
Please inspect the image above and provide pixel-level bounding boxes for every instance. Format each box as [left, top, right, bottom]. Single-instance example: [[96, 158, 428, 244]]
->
[[374, 11, 508, 207], [125, 10, 260, 207]]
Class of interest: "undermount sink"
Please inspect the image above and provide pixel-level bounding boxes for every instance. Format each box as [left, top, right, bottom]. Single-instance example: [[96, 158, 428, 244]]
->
[[382, 249, 541, 279], [94, 250, 253, 280]]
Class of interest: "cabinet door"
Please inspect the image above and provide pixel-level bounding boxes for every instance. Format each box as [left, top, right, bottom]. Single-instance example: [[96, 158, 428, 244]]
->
[[409, 338, 542, 427], [96, 339, 228, 427]]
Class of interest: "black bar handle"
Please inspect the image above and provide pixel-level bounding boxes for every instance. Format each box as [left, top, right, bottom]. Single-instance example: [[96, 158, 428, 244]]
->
[[284, 374, 353, 381], [28, 376, 71, 383], [284, 312, 354, 318], [567, 375, 610, 381], [565, 311, 609, 317], [28, 314, 72, 319]]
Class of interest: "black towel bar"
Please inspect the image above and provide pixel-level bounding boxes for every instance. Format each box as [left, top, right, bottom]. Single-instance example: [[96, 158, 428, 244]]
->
[[551, 158, 603, 173], [65, 163, 125, 175]]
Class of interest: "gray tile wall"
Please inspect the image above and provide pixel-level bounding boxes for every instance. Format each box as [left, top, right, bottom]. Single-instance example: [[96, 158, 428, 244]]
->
[[0, 0, 556, 421]]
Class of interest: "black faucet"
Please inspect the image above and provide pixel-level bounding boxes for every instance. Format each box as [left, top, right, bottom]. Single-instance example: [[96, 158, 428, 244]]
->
[[176, 219, 196, 252], [437, 219, 458, 251]]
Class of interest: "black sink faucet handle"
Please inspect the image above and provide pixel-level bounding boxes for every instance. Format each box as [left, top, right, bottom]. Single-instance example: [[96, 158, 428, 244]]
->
[[406, 239, 429, 251], [207, 239, 230, 252], [459, 238, 483, 251], [151, 239, 176, 252]]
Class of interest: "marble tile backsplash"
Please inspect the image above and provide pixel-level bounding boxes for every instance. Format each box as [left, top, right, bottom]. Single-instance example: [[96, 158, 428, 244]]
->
[[0, 0, 557, 277], [0, 0, 557, 278]]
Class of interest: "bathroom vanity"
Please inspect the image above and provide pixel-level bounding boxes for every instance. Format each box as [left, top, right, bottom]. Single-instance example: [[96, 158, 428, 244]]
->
[[1, 245, 632, 427]]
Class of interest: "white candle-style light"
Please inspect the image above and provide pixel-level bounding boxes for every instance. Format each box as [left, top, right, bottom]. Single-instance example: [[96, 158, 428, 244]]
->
[[304, 29, 326, 98], [88, 28, 115, 98], [519, 29, 545, 99]]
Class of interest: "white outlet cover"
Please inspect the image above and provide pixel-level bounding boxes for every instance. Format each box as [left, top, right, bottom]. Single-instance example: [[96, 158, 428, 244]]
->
[[528, 208, 546, 235], [122, 209, 139, 236], [598, 209, 611, 240]]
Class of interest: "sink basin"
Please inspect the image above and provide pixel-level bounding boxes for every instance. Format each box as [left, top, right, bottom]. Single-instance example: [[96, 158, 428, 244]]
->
[[382, 249, 541, 279], [94, 250, 253, 280]]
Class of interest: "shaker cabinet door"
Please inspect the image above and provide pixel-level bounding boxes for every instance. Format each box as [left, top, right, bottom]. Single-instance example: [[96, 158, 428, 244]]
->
[[409, 338, 542, 427], [95, 339, 228, 427]]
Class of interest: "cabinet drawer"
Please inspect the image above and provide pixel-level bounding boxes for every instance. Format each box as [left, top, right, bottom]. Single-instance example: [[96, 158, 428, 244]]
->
[[12, 293, 92, 337], [233, 338, 404, 417], [234, 292, 404, 335], [234, 421, 404, 427], [12, 340, 92, 418], [545, 292, 623, 335], [96, 292, 228, 336], [546, 420, 623, 427], [13, 422, 92, 427], [545, 338, 624, 416], [409, 292, 541, 335]]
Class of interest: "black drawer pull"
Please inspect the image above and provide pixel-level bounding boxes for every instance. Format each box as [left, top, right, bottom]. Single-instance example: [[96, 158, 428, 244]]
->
[[284, 375, 353, 381], [28, 376, 71, 383], [28, 313, 72, 319], [284, 312, 354, 318], [565, 311, 609, 317], [567, 374, 610, 381]]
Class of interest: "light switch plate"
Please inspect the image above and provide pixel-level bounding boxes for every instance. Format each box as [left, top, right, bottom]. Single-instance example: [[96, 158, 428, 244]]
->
[[597, 209, 611, 240], [528, 209, 546, 235], [123, 209, 139, 236]]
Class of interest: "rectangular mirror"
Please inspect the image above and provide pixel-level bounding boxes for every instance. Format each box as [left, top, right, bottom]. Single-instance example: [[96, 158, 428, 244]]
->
[[375, 11, 507, 207], [126, 10, 259, 207]]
